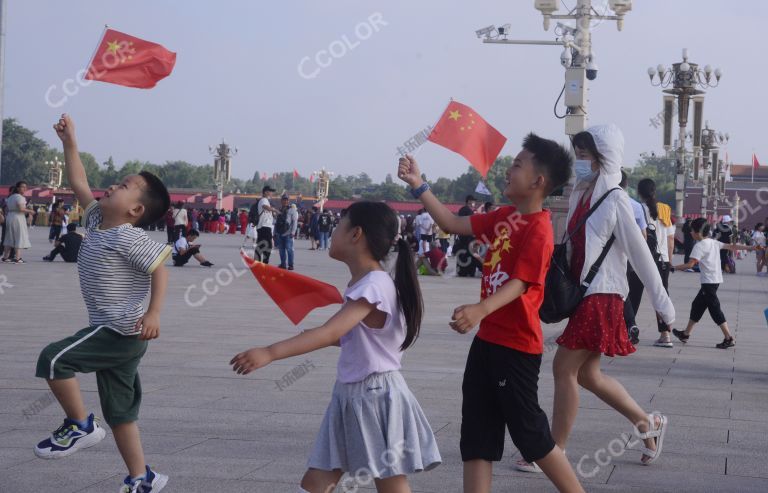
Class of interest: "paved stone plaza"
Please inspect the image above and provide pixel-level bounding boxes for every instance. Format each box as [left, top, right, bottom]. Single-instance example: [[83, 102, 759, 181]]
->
[[2, 227, 768, 492]]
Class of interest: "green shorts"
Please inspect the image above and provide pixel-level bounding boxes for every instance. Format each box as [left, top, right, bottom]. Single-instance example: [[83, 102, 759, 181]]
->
[[36, 326, 148, 426]]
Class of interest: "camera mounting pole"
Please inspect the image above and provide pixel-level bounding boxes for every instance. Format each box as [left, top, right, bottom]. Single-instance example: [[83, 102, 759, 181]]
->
[[478, 0, 632, 136]]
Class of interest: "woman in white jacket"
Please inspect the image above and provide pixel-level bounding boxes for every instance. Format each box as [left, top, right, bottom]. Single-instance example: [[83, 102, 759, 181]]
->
[[552, 124, 675, 465]]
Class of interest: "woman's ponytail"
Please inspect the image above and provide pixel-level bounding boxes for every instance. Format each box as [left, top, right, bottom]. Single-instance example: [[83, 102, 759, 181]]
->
[[394, 237, 423, 351]]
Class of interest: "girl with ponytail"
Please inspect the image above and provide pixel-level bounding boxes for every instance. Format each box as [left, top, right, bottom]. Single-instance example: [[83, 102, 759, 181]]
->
[[231, 201, 440, 493]]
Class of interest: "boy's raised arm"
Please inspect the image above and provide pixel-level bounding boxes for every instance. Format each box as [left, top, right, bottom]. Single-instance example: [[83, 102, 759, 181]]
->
[[397, 155, 473, 236], [53, 114, 94, 209]]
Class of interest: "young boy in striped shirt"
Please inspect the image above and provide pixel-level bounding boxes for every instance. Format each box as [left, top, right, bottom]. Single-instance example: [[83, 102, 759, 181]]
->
[[34, 114, 172, 493]]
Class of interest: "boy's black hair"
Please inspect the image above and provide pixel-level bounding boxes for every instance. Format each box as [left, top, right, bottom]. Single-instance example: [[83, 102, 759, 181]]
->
[[691, 217, 711, 237], [137, 171, 171, 228], [66, 223, 77, 232], [188, 229, 200, 237], [465, 194, 477, 204], [522, 133, 573, 195]]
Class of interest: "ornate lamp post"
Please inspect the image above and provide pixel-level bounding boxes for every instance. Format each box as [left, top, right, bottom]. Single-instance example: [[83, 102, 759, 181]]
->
[[45, 158, 63, 206], [647, 48, 722, 219], [699, 122, 729, 219], [209, 141, 237, 210], [312, 167, 334, 212]]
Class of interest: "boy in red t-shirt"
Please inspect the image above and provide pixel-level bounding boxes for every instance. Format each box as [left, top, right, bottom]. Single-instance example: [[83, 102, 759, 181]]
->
[[398, 134, 582, 493]]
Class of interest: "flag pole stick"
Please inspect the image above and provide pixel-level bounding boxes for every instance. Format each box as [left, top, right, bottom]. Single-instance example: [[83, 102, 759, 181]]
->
[[81, 24, 109, 78]]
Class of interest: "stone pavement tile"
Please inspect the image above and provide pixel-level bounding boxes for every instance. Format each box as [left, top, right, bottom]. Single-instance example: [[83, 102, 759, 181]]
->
[[726, 454, 768, 480], [0, 447, 36, 469], [608, 465, 768, 492], [80, 477, 291, 493]]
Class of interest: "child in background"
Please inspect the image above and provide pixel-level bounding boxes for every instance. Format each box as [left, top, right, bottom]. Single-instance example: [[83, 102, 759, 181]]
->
[[752, 223, 766, 275], [231, 201, 440, 493], [672, 217, 757, 349]]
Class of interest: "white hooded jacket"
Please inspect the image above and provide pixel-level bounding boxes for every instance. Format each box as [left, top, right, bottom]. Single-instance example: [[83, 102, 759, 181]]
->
[[566, 124, 675, 324]]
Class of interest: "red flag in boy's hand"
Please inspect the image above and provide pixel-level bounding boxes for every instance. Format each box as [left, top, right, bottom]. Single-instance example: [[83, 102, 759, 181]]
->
[[240, 251, 343, 325], [428, 100, 506, 177], [85, 28, 176, 89]]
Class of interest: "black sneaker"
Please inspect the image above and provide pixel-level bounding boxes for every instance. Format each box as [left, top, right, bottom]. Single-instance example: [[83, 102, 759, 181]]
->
[[715, 338, 735, 349], [42, 256, 53, 262], [628, 325, 640, 345], [34, 413, 106, 459], [200, 261, 213, 267], [672, 328, 690, 343]]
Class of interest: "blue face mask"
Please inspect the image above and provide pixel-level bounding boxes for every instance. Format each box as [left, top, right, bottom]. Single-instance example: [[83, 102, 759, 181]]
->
[[574, 159, 597, 182]]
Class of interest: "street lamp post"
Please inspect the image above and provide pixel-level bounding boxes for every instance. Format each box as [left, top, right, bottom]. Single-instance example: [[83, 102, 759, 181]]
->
[[45, 158, 63, 204], [312, 167, 333, 212], [647, 48, 721, 220], [209, 141, 237, 210], [478, 0, 632, 136], [699, 122, 729, 219]]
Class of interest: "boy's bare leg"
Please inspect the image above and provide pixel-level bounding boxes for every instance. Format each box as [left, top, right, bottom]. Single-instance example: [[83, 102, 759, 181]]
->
[[112, 422, 146, 478], [47, 378, 87, 422], [683, 319, 697, 335], [463, 459, 492, 493], [536, 447, 585, 493], [300, 468, 343, 493], [193, 252, 208, 263]]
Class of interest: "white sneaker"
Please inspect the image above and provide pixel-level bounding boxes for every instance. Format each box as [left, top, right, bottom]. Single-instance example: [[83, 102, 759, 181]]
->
[[653, 337, 674, 348], [513, 458, 543, 473]]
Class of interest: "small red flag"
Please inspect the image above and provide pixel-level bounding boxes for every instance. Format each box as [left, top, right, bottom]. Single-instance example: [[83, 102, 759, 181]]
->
[[754, 153, 761, 169], [428, 101, 506, 177], [293, 169, 300, 179], [85, 28, 176, 89], [240, 251, 343, 324], [310, 174, 315, 183]]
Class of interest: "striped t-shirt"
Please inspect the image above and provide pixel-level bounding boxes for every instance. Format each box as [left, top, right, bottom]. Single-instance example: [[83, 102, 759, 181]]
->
[[78, 201, 171, 335]]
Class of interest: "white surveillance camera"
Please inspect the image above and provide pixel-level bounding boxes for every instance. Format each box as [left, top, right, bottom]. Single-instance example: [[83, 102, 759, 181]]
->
[[475, 25, 496, 39], [560, 48, 572, 67]]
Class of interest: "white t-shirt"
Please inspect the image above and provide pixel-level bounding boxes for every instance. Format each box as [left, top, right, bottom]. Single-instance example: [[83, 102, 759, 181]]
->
[[416, 212, 434, 236], [642, 204, 675, 262], [690, 238, 724, 284], [751, 231, 766, 247], [173, 208, 187, 226], [173, 236, 189, 256], [257, 197, 274, 228]]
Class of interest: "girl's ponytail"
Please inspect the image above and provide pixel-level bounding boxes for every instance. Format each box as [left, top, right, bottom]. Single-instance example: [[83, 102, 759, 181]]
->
[[344, 202, 423, 351], [394, 237, 423, 351]]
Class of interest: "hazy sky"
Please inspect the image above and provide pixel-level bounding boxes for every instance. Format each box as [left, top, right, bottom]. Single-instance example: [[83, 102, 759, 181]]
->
[[4, 0, 765, 183]]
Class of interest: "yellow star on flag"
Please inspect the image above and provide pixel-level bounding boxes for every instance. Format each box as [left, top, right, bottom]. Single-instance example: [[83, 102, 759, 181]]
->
[[448, 110, 462, 121], [106, 40, 120, 54]]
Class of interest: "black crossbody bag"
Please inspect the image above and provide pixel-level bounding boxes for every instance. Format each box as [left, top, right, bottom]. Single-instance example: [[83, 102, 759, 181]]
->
[[540, 188, 620, 324]]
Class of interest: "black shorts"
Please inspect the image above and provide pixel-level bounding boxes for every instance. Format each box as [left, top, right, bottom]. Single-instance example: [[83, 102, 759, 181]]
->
[[420, 234, 434, 243], [460, 337, 556, 463]]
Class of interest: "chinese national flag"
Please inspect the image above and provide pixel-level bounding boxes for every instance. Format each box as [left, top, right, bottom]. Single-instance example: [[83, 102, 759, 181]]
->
[[428, 101, 506, 177], [293, 169, 300, 179], [754, 153, 761, 169], [310, 174, 315, 183], [240, 251, 343, 325], [85, 28, 176, 89]]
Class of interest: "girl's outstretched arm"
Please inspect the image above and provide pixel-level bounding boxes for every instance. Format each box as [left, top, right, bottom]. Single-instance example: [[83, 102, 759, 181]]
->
[[230, 298, 375, 375]]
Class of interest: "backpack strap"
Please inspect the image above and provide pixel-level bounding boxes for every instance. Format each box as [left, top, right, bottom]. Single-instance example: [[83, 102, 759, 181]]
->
[[563, 187, 622, 243], [581, 235, 615, 289]]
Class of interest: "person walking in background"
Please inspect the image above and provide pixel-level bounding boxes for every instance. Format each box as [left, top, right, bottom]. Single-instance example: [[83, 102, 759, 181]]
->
[[275, 196, 299, 270], [751, 223, 766, 275], [172, 201, 187, 241], [2, 181, 34, 263], [317, 208, 332, 250], [672, 218, 757, 349], [250, 186, 278, 263], [48, 200, 65, 243], [682, 218, 695, 267]]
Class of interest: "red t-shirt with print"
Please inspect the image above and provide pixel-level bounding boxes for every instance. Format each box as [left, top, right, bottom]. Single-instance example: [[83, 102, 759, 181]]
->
[[470, 206, 553, 354]]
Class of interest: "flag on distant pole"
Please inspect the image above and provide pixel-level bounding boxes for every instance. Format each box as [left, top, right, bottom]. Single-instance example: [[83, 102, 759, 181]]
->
[[753, 153, 761, 183], [240, 250, 342, 324], [310, 173, 315, 183], [427, 100, 506, 178], [85, 28, 176, 88], [474, 180, 492, 196], [293, 169, 300, 179]]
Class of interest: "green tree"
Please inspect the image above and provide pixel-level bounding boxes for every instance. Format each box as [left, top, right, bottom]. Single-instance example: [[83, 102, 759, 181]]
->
[[1, 118, 50, 185]]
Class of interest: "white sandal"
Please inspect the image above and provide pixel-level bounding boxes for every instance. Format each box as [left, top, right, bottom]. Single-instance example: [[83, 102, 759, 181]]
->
[[513, 458, 542, 473], [634, 412, 668, 465]]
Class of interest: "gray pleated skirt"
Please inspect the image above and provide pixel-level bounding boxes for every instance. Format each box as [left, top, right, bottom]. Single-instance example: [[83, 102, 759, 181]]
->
[[307, 370, 441, 479]]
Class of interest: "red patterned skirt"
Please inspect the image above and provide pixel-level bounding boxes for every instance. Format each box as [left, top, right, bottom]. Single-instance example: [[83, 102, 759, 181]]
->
[[556, 294, 635, 357]]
